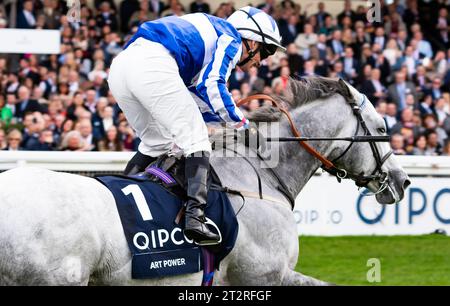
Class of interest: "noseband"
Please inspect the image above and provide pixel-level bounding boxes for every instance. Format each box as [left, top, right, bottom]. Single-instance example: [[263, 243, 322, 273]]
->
[[237, 93, 393, 194]]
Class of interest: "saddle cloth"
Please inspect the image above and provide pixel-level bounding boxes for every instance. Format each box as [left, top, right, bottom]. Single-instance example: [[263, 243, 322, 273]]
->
[[95, 174, 239, 279]]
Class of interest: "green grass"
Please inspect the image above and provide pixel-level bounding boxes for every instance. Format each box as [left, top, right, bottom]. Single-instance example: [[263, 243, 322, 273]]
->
[[295, 235, 450, 286]]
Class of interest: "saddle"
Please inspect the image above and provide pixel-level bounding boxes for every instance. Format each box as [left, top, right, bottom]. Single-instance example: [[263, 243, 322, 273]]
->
[[132, 124, 266, 203], [96, 154, 239, 283], [133, 154, 222, 202]]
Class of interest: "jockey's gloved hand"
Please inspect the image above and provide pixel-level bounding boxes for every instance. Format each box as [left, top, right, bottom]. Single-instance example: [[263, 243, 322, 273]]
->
[[236, 122, 267, 154], [234, 118, 249, 131]]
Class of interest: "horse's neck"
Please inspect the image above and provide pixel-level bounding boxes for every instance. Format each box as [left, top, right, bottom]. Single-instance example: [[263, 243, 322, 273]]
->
[[269, 122, 323, 200], [209, 100, 342, 201], [270, 106, 337, 199]]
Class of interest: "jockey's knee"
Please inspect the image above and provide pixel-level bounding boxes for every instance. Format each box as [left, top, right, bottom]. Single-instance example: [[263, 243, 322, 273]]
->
[[124, 151, 157, 175]]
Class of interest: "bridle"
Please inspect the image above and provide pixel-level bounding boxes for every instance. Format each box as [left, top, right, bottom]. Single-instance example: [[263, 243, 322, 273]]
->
[[237, 92, 393, 195], [328, 93, 393, 195]]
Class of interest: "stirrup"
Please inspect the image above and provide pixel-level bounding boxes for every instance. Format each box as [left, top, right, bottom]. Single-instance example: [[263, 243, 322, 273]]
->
[[184, 229, 221, 246]]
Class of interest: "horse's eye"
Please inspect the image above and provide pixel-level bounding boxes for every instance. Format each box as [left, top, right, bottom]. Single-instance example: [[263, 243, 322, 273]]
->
[[378, 128, 386, 134]]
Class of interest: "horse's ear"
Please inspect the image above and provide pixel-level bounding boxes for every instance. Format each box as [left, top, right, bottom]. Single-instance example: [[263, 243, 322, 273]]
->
[[338, 78, 352, 99]]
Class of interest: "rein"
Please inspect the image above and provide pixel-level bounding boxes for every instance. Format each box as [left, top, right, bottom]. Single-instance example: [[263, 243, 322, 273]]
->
[[237, 93, 392, 189], [238, 94, 338, 174]]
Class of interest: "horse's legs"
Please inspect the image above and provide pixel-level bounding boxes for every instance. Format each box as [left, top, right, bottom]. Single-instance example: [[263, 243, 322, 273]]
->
[[281, 269, 333, 286]]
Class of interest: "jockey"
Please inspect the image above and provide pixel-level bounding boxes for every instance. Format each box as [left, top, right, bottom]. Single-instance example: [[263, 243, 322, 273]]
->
[[108, 6, 285, 245]]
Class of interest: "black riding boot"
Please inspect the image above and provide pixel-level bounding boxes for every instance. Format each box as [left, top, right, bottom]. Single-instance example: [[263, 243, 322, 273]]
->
[[184, 151, 220, 245], [124, 151, 157, 175]]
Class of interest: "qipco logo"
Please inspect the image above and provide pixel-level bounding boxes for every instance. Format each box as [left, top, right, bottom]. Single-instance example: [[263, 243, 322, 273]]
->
[[293, 209, 343, 225]]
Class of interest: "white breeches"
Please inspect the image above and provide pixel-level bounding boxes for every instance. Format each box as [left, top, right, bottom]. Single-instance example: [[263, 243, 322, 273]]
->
[[108, 37, 211, 157]]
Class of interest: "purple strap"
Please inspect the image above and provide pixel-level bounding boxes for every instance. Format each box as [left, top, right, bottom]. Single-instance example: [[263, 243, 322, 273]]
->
[[201, 248, 215, 286], [145, 166, 176, 185]]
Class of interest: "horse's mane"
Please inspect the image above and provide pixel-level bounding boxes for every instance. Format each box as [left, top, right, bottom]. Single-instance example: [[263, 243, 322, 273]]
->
[[247, 77, 356, 122]]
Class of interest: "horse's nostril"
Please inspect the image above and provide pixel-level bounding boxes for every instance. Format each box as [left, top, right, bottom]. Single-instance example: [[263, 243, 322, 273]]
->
[[403, 179, 411, 190]]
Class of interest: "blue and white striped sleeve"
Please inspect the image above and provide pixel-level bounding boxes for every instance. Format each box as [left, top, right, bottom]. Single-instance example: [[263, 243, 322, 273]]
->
[[196, 34, 249, 129]]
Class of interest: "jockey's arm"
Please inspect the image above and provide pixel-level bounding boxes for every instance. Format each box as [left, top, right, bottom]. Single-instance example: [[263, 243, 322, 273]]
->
[[196, 34, 249, 130]]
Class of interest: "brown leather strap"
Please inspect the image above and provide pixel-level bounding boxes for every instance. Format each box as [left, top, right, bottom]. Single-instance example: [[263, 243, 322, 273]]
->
[[174, 205, 185, 225], [238, 190, 288, 206], [237, 94, 335, 169]]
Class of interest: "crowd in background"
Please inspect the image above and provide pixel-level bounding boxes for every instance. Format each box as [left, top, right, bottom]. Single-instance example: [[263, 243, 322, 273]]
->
[[0, 0, 449, 156]]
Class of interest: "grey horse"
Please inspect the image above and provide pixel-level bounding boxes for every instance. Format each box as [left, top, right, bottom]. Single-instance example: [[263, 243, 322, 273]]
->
[[0, 78, 410, 285]]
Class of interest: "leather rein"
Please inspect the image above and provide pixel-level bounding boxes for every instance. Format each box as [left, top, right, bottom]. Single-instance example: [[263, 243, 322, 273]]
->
[[236, 93, 393, 193]]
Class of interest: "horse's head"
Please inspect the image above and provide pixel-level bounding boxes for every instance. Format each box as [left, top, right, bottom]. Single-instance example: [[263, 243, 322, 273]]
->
[[334, 79, 411, 204], [283, 77, 410, 204]]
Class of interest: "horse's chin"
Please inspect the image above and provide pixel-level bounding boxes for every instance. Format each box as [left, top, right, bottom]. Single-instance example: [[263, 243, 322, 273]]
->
[[375, 183, 398, 205]]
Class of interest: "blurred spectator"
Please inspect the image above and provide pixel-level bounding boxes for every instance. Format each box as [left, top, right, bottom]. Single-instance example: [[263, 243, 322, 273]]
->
[[0, 0, 448, 157], [434, 97, 449, 126], [257, 0, 276, 15], [328, 30, 344, 59], [294, 23, 317, 58], [425, 130, 443, 155], [84, 89, 98, 114], [118, 119, 138, 151], [96, 1, 119, 32], [372, 27, 387, 50], [0, 18, 7, 29], [247, 67, 265, 94], [385, 12, 407, 37], [337, 0, 356, 25], [388, 71, 417, 112], [149, 0, 166, 16], [436, 7, 449, 49], [419, 94, 434, 116], [301, 60, 317, 78], [98, 125, 123, 151], [21, 112, 44, 150], [341, 47, 359, 85], [15, 86, 42, 120], [0, 94, 13, 128], [383, 39, 402, 67], [94, 0, 117, 12], [411, 135, 427, 155], [190, 0, 210, 14], [60, 130, 85, 151], [286, 44, 304, 77], [414, 31, 433, 60], [361, 68, 387, 106], [412, 65, 430, 92], [423, 114, 447, 146], [434, 51, 448, 79], [17, 0, 36, 29], [0, 128, 5, 150], [391, 133, 407, 155], [76, 119, 98, 151], [442, 141, 450, 156], [314, 2, 331, 29], [279, 13, 301, 46], [119, 0, 140, 33], [129, 0, 157, 28], [426, 77, 445, 101], [391, 108, 421, 138], [5, 129, 23, 151], [161, 0, 185, 17], [403, 0, 420, 30], [271, 66, 291, 93]]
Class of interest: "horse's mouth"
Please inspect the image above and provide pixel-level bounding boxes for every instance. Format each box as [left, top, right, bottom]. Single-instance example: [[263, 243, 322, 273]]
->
[[375, 183, 398, 205], [374, 174, 411, 205]]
